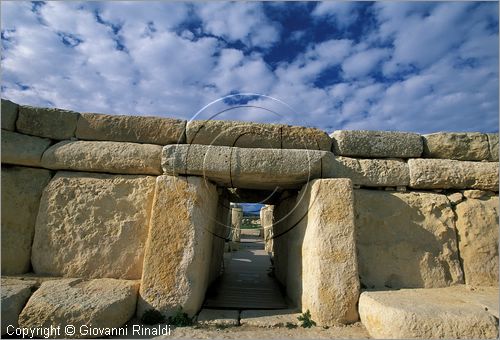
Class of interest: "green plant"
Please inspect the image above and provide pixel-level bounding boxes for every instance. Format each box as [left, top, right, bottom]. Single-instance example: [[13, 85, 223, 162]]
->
[[168, 307, 193, 327], [141, 309, 166, 325], [297, 310, 316, 328]]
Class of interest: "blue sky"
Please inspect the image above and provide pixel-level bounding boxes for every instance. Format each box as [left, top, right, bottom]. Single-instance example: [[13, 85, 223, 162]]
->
[[1, 1, 498, 133]]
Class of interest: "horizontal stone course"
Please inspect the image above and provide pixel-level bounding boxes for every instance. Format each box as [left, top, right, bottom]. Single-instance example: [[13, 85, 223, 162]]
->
[[162, 144, 333, 190], [186, 120, 331, 150], [1, 278, 37, 335], [76, 112, 186, 145], [408, 158, 498, 191], [41, 140, 162, 175], [331, 130, 423, 158], [1, 130, 52, 167], [17, 105, 79, 140], [423, 132, 490, 161], [328, 156, 409, 187], [1, 99, 18, 131]]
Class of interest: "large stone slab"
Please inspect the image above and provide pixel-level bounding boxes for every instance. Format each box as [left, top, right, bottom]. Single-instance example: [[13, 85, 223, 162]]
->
[[354, 190, 464, 289], [1, 99, 18, 131], [455, 196, 499, 286], [31, 171, 156, 280], [17, 105, 79, 140], [328, 156, 409, 187], [76, 112, 186, 145], [162, 144, 334, 190], [423, 132, 490, 161], [408, 158, 498, 190], [18, 278, 139, 339], [359, 286, 499, 339], [487, 133, 499, 161], [138, 176, 218, 318], [1, 130, 52, 167], [1, 278, 37, 335], [331, 130, 423, 158], [1, 166, 52, 274], [285, 179, 359, 325], [187, 120, 331, 151], [41, 140, 162, 175]]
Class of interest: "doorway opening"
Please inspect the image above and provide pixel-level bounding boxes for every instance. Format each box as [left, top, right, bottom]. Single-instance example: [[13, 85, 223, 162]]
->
[[203, 202, 288, 310]]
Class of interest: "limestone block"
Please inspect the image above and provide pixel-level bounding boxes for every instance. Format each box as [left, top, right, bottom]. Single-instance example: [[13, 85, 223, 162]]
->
[[17, 105, 79, 140], [187, 120, 331, 151], [455, 196, 499, 286], [423, 132, 490, 161], [1, 166, 52, 274], [76, 112, 186, 145], [138, 176, 218, 318], [280, 125, 332, 151], [1, 278, 37, 335], [187, 120, 282, 148], [290, 179, 360, 325], [162, 144, 334, 190], [197, 309, 239, 326], [31, 171, 156, 279], [487, 133, 499, 161], [331, 130, 423, 158], [447, 192, 464, 205], [1, 130, 52, 167], [354, 190, 464, 289], [240, 309, 300, 327], [209, 193, 230, 284], [359, 287, 499, 339], [328, 156, 409, 187], [408, 158, 498, 191], [41, 140, 162, 175], [463, 189, 495, 199], [1, 99, 18, 131], [19, 278, 139, 338]]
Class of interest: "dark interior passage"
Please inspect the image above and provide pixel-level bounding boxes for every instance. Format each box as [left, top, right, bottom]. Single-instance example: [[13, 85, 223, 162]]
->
[[203, 230, 288, 309]]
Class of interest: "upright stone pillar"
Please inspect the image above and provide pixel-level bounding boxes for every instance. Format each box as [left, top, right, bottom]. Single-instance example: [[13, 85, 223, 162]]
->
[[260, 205, 274, 253], [209, 190, 230, 283], [138, 175, 218, 317], [230, 205, 242, 251]]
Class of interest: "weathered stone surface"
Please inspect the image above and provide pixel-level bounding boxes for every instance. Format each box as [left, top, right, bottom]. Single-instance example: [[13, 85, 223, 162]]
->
[[1, 99, 18, 131], [187, 120, 331, 150], [187, 120, 282, 148], [163, 144, 334, 190], [41, 140, 162, 175], [261, 205, 274, 253], [197, 309, 239, 326], [31, 171, 156, 280], [1, 166, 52, 274], [408, 158, 499, 191], [17, 105, 79, 140], [359, 286, 499, 339], [230, 206, 242, 250], [240, 310, 300, 327], [447, 192, 464, 205], [281, 125, 332, 151], [19, 278, 139, 338], [487, 133, 499, 161], [76, 112, 186, 145], [138, 176, 218, 317], [209, 193, 230, 284], [1, 130, 52, 167], [423, 132, 490, 161], [463, 189, 495, 199], [455, 196, 499, 286], [328, 156, 409, 187], [331, 130, 423, 158], [1, 278, 36, 335], [354, 190, 464, 289], [283, 179, 359, 325]]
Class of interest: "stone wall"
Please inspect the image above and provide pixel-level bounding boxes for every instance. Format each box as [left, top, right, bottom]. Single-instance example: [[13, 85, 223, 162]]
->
[[1, 98, 498, 330]]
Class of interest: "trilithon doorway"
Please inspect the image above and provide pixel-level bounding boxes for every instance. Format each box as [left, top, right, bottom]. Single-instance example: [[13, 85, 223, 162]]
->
[[203, 202, 288, 310]]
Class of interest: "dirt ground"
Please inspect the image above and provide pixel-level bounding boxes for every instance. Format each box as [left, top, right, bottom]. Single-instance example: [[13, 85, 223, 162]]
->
[[165, 323, 370, 339]]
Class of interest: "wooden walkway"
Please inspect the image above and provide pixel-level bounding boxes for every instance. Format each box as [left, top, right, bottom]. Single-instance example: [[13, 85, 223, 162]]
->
[[203, 234, 288, 310]]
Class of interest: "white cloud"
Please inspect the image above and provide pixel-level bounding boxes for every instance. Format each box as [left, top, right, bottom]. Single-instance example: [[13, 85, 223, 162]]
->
[[342, 48, 390, 78], [312, 2, 359, 28]]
